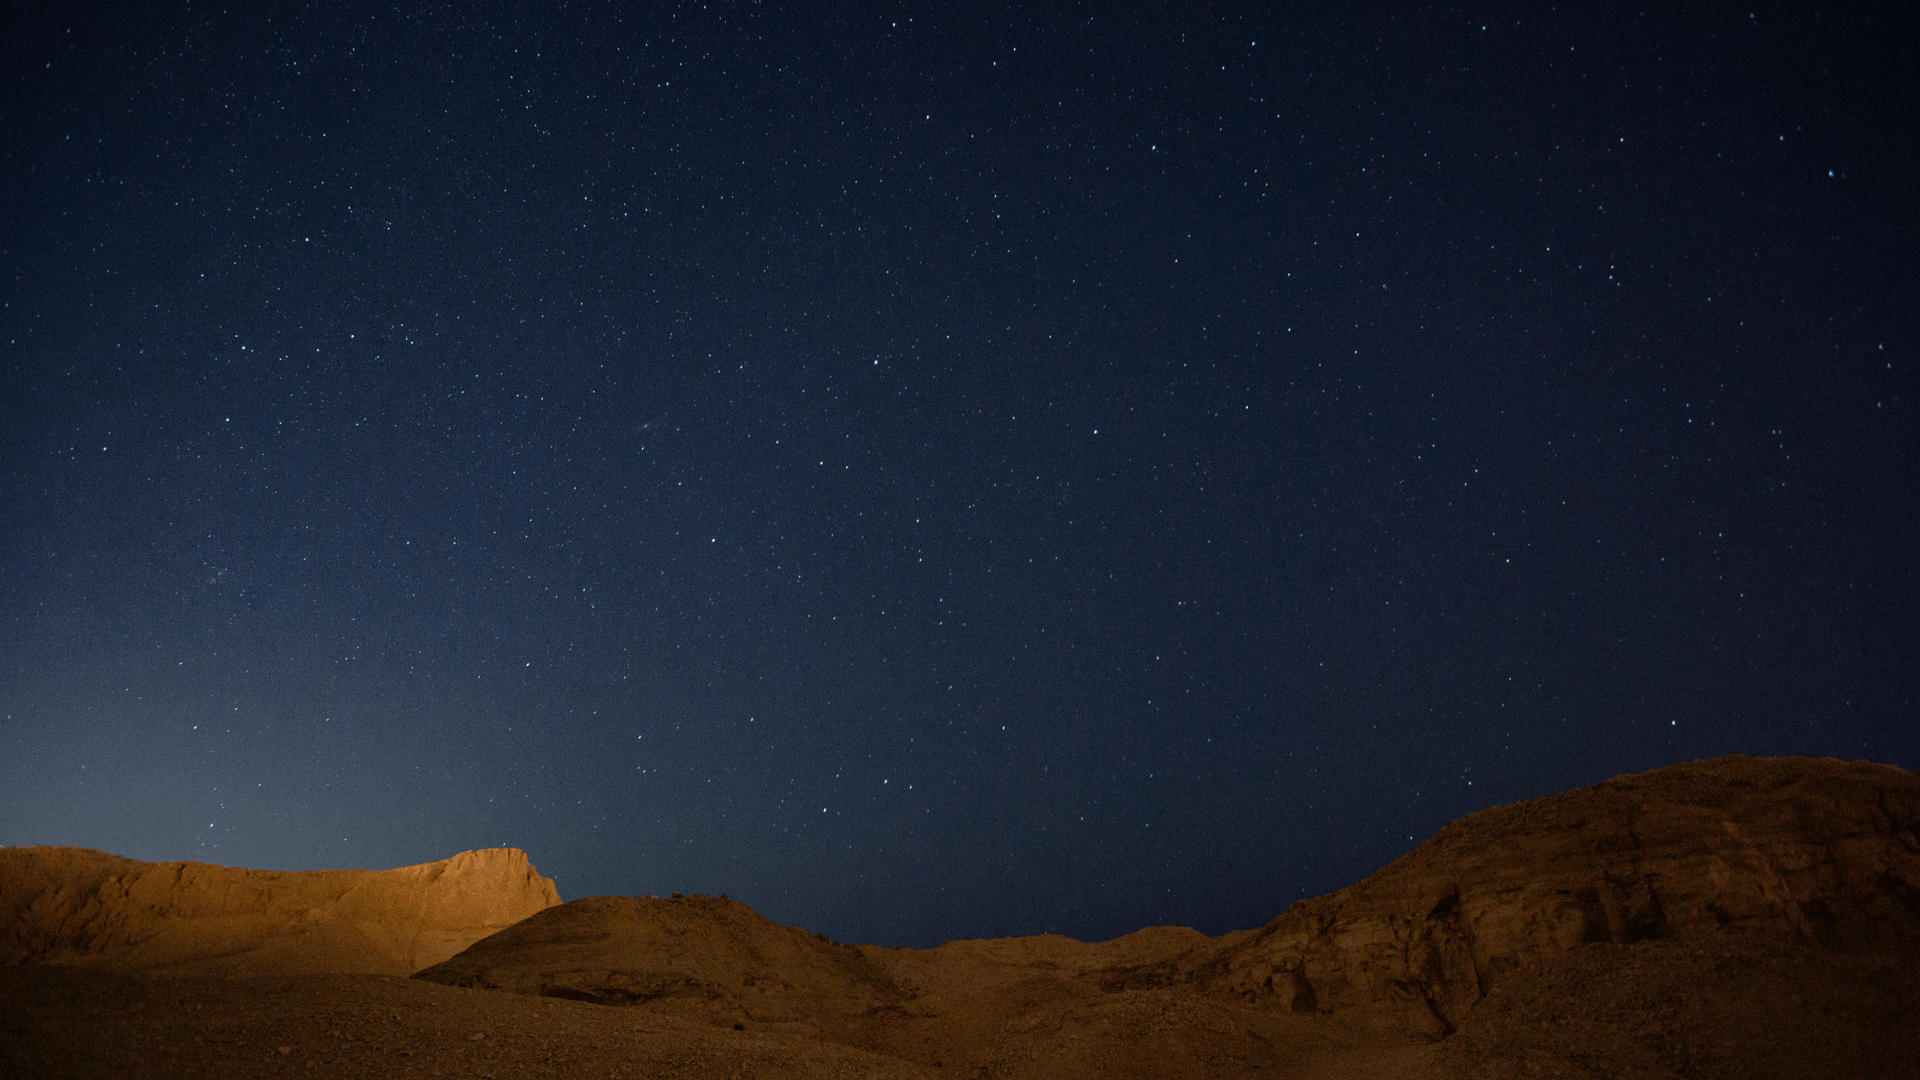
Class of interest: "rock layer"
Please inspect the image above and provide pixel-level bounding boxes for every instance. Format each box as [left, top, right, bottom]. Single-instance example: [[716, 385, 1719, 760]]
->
[[1190, 754, 1920, 1036], [0, 846, 560, 975]]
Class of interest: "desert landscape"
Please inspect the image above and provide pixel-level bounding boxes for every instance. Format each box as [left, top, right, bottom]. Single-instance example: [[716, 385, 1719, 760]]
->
[[4, 754, 1918, 1079]]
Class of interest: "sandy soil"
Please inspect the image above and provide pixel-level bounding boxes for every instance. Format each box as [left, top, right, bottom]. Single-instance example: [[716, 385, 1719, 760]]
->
[[0, 966, 937, 1080], [0, 963, 1447, 1079], [8, 932, 1916, 1080]]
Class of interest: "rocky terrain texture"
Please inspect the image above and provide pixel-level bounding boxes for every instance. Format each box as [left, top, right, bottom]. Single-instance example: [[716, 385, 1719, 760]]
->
[[5, 754, 1917, 1079], [1190, 751, 1920, 1036], [0, 845, 560, 975], [401, 754, 1920, 1077]]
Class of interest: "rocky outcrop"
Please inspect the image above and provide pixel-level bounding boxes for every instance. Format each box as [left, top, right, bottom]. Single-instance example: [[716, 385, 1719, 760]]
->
[[416, 893, 911, 1028], [0, 846, 560, 976], [12, 755, 1911, 1079], [1189, 754, 1920, 1037], [408, 756, 1920, 1075], [4, 756, 1914, 1072]]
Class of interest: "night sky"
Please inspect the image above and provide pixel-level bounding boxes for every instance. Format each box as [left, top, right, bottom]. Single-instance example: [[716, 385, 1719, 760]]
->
[[4, 3, 1915, 948]]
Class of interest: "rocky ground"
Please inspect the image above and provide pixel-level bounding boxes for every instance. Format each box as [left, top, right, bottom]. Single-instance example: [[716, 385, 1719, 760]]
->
[[1423, 931, 1920, 1080], [6, 933, 1915, 1080], [0, 965, 937, 1079]]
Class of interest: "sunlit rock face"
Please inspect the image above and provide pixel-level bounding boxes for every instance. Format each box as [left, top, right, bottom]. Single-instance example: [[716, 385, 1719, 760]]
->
[[1195, 754, 1920, 1037], [0, 846, 561, 975]]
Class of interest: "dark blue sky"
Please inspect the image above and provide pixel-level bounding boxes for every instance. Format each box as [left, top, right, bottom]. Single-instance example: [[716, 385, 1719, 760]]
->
[[4, 3, 1914, 947]]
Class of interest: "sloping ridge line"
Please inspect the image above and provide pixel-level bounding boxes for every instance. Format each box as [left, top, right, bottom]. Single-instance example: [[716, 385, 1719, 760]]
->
[[0, 846, 561, 976]]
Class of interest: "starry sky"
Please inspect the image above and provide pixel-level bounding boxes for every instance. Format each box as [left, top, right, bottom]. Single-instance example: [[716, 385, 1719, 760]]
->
[[3, 3, 1915, 948]]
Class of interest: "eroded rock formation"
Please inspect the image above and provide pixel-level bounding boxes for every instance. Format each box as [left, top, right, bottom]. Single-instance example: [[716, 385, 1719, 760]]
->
[[411, 754, 1920, 1059], [0, 846, 560, 975], [1189, 754, 1920, 1036], [7, 755, 1918, 1079]]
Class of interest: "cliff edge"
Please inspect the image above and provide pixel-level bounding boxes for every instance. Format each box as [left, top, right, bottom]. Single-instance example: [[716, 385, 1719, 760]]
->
[[0, 846, 560, 975]]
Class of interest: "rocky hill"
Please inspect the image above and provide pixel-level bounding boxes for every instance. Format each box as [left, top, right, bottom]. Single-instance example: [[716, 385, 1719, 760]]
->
[[408, 754, 1920, 1077], [6, 754, 1918, 1079], [0, 846, 560, 976]]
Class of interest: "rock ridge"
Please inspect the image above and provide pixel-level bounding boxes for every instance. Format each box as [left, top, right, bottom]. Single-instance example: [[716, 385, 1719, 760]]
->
[[0, 846, 560, 975], [414, 755, 1920, 1066], [7, 755, 1918, 1078], [1186, 754, 1920, 1036]]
